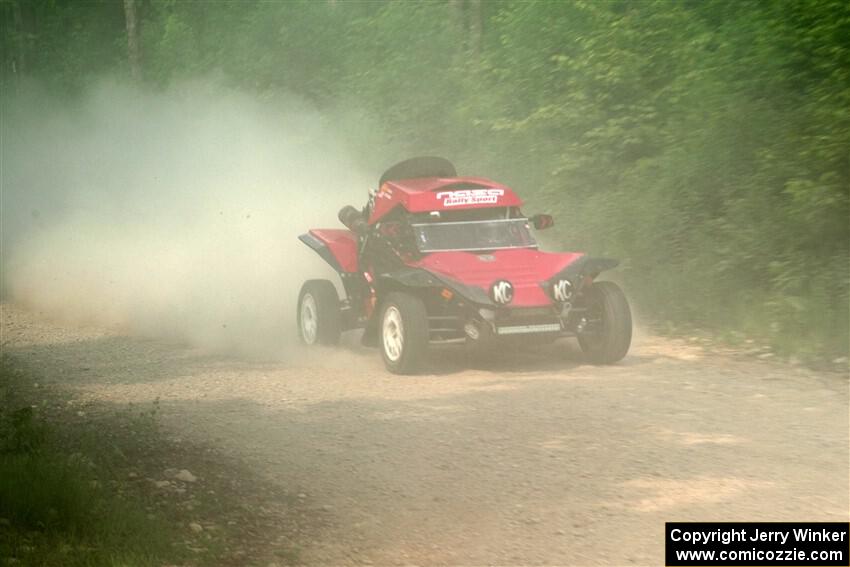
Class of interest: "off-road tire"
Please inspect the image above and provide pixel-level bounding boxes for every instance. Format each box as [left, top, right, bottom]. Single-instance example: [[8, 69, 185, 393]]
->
[[379, 292, 429, 374], [297, 280, 341, 346], [577, 281, 632, 364]]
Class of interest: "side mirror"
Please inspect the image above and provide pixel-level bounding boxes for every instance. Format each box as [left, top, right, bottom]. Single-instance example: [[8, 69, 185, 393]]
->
[[531, 214, 554, 230], [338, 205, 368, 235]]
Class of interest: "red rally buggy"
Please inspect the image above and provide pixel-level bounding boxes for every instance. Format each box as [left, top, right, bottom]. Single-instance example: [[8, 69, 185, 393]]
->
[[297, 157, 632, 374]]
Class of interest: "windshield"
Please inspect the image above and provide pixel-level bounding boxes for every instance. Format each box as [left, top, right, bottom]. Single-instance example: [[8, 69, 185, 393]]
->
[[411, 218, 537, 253]]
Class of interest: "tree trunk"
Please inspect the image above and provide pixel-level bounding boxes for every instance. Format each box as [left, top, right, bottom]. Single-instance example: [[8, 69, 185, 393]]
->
[[11, 0, 27, 78], [123, 0, 141, 80], [467, 0, 481, 61], [449, 0, 465, 41]]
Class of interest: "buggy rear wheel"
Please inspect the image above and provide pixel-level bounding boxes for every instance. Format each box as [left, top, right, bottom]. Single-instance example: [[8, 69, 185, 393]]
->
[[380, 292, 429, 374], [297, 280, 341, 345], [577, 281, 632, 364]]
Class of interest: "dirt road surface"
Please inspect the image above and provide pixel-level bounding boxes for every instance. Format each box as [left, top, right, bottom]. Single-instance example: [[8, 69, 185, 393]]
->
[[2, 303, 848, 566]]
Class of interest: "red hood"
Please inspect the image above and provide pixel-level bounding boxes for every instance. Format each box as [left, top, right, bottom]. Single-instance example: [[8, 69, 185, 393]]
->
[[412, 248, 584, 307]]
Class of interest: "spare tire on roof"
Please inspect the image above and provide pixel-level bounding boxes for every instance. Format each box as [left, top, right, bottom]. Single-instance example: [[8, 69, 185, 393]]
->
[[379, 157, 456, 187]]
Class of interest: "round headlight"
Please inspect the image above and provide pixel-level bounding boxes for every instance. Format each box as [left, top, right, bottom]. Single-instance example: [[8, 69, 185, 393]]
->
[[552, 279, 573, 302], [490, 280, 514, 304]]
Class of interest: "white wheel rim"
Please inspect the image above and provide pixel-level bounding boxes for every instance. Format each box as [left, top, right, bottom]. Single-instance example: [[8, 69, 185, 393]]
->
[[382, 306, 404, 362], [300, 293, 318, 344]]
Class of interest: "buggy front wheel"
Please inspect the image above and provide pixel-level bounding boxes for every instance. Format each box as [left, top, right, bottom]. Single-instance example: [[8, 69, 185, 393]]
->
[[297, 280, 341, 345], [577, 281, 632, 364], [379, 292, 429, 374]]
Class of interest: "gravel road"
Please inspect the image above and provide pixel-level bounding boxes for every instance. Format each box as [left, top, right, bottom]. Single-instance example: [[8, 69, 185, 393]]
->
[[2, 303, 848, 566]]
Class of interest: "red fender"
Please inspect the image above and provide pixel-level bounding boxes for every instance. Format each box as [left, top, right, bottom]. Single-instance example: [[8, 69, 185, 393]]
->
[[298, 229, 359, 273]]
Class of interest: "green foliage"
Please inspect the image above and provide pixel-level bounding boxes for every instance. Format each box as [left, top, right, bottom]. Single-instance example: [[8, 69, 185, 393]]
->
[[0, 360, 178, 566], [0, 452, 176, 566], [1, 406, 46, 454], [2, 0, 847, 357]]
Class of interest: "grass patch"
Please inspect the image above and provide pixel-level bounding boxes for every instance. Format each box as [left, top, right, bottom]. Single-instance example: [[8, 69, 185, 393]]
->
[[0, 351, 311, 566], [0, 358, 183, 567]]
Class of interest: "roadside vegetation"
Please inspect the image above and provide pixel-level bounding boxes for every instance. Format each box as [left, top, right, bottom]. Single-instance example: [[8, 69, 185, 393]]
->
[[0, 355, 304, 566], [1, 0, 847, 359], [0, 357, 178, 566]]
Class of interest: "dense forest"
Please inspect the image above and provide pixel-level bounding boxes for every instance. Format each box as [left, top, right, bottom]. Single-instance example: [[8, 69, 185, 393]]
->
[[2, 0, 848, 358]]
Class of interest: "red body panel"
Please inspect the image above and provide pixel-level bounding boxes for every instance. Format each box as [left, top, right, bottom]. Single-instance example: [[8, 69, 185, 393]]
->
[[413, 249, 584, 307], [369, 176, 524, 224], [309, 229, 359, 273]]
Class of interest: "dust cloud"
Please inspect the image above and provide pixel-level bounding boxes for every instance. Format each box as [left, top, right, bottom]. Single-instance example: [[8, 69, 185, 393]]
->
[[1, 80, 368, 358]]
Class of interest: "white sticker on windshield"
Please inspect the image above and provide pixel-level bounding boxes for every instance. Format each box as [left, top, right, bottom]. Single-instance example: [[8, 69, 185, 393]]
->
[[436, 189, 504, 207]]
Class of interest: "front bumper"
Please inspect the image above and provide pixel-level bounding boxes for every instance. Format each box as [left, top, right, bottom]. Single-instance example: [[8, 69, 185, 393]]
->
[[486, 305, 568, 337], [427, 304, 587, 344], [495, 322, 562, 336]]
